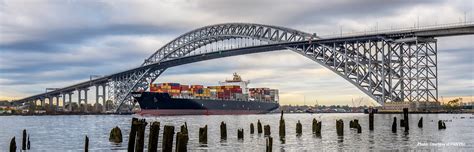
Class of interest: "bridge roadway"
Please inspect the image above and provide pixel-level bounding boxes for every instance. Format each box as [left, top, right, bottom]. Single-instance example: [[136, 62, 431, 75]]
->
[[14, 22, 474, 107]]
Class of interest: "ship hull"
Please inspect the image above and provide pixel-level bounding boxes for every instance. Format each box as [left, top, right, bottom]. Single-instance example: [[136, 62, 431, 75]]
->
[[133, 92, 279, 116]]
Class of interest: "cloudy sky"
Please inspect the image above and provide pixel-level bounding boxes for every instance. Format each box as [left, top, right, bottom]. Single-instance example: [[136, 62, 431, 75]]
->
[[0, 0, 473, 106]]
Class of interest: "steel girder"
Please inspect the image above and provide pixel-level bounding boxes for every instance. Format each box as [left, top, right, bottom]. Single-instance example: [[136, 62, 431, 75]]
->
[[110, 23, 313, 112], [110, 23, 439, 112], [285, 37, 437, 105]]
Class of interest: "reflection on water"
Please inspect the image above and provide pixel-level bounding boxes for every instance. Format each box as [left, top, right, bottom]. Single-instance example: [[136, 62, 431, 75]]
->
[[0, 113, 473, 151]]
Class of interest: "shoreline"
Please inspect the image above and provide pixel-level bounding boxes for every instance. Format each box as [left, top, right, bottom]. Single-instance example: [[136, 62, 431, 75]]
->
[[1, 111, 473, 116]]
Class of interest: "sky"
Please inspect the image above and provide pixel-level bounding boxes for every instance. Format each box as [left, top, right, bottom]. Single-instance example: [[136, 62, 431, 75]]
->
[[0, 0, 473, 106]]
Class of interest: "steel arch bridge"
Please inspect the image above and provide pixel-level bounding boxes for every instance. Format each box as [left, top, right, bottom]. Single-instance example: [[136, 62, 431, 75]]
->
[[15, 22, 474, 112]]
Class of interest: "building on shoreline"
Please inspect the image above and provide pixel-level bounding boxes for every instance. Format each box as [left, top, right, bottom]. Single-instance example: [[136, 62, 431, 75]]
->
[[382, 101, 441, 112]]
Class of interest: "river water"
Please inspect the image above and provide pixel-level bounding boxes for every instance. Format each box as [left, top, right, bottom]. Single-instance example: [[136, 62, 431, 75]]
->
[[0, 113, 473, 151]]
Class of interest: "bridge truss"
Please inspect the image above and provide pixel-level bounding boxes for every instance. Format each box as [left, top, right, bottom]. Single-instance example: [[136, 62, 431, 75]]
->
[[16, 22, 474, 113]]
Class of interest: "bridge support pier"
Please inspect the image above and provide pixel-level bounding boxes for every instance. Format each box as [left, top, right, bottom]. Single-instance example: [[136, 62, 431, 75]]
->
[[102, 84, 106, 112], [95, 84, 107, 112], [40, 98, 44, 107], [55, 95, 60, 111], [48, 97, 53, 111], [77, 88, 89, 112], [68, 92, 73, 111]]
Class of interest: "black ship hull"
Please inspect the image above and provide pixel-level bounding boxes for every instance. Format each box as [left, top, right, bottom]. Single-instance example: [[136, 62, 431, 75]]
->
[[132, 92, 280, 116]]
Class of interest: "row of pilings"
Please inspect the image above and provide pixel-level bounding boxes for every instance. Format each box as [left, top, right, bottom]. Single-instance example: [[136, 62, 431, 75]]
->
[[8, 108, 451, 151]]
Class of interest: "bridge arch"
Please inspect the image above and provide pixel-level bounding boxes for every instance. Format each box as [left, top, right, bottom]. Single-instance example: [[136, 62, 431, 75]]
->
[[108, 23, 439, 111]]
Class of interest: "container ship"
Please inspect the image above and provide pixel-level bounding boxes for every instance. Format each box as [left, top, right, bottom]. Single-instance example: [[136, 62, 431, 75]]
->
[[132, 73, 280, 115]]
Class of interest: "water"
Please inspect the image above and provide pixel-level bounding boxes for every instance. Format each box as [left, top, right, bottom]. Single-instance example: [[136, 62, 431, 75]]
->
[[1, 113, 473, 151]]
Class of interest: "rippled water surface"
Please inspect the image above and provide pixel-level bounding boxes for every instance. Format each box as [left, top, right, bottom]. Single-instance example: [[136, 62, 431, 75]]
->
[[1, 113, 473, 151]]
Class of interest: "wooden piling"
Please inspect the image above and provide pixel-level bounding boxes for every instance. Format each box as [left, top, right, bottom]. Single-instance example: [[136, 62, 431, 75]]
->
[[163, 125, 175, 152], [392, 117, 397, 133], [257, 120, 263, 134], [314, 119, 322, 137], [237, 128, 244, 140], [265, 136, 273, 152], [22, 129, 27, 150], [128, 118, 139, 152], [148, 122, 160, 152], [403, 108, 409, 132], [84, 135, 89, 152], [135, 119, 148, 152], [336, 119, 344, 136], [180, 122, 189, 139], [175, 124, 189, 152], [199, 125, 208, 144], [220, 121, 227, 140], [27, 135, 30, 150], [279, 111, 285, 139], [9, 137, 16, 152], [109, 126, 123, 143], [356, 124, 362, 133], [175, 131, 188, 152], [296, 120, 302, 136], [418, 117, 423, 128], [250, 123, 255, 134], [264, 125, 271, 136], [312, 118, 317, 133], [400, 119, 405, 127], [369, 108, 374, 131]]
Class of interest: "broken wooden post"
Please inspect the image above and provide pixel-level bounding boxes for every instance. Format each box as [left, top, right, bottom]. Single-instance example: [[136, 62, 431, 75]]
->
[[312, 118, 317, 133], [315, 119, 322, 137], [220, 121, 227, 140], [356, 124, 362, 133], [264, 125, 271, 136], [84, 135, 89, 152], [22, 129, 27, 150], [237, 128, 244, 140], [296, 120, 302, 136], [27, 135, 30, 150], [369, 108, 374, 131], [176, 131, 188, 152], [135, 119, 148, 152], [279, 111, 285, 139], [265, 136, 273, 152], [392, 117, 397, 133], [9, 137, 16, 152], [148, 122, 160, 152], [403, 108, 409, 132], [175, 124, 188, 152], [418, 117, 423, 128], [162, 125, 175, 152], [199, 125, 208, 144], [336, 119, 344, 136], [257, 120, 263, 134], [128, 118, 139, 152], [250, 123, 255, 134], [109, 126, 123, 143]]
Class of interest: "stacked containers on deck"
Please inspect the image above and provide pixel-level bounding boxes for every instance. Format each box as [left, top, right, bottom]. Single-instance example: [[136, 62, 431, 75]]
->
[[150, 82, 278, 102], [180, 85, 190, 97], [149, 83, 181, 97], [249, 88, 277, 102]]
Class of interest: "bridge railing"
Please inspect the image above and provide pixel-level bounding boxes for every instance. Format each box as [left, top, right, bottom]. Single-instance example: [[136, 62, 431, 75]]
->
[[319, 21, 474, 39]]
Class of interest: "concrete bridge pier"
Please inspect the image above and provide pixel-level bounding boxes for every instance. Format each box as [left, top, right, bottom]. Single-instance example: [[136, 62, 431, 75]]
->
[[68, 92, 73, 111], [55, 95, 60, 111], [95, 84, 107, 112], [62, 93, 66, 111], [48, 97, 53, 111], [77, 88, 89, 112]]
